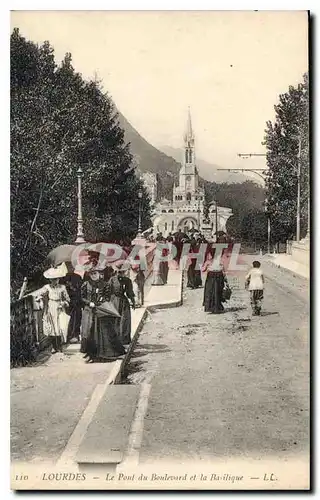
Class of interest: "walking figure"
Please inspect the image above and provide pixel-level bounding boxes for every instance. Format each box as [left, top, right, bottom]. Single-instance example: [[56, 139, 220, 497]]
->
[[245, 260, 265, 316]]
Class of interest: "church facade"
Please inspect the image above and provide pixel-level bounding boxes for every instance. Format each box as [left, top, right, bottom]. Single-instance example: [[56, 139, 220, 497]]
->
[[151, 110, 233, 239]]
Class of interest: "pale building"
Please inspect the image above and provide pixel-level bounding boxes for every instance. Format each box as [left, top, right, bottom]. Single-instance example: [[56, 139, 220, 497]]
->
[[152, 109, 233, 238]]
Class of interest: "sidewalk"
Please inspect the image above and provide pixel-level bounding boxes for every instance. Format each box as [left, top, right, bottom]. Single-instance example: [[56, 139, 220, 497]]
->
[[11, 269, 183, 465], [265, 253, 309, 279]]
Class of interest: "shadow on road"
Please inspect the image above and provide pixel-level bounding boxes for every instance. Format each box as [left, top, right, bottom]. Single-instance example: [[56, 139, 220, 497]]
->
[[225, 306, 248, 313], [261, 311, 280, 316]]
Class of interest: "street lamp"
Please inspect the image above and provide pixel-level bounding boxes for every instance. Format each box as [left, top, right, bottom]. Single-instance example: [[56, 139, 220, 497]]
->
[[197, 197, 201, 230], [214, 201, 218, 238], [75, 166, 86, 244], [137, 189, 143, 237]]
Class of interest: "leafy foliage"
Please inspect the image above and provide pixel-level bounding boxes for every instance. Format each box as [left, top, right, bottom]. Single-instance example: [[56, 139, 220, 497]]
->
[[11, 28, 151, 297], [263, 73, 309, 242], [204, 180, 266, 240]]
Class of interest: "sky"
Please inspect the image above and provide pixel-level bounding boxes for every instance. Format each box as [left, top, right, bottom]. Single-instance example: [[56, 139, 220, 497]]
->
[[11, 10, 308, 170]]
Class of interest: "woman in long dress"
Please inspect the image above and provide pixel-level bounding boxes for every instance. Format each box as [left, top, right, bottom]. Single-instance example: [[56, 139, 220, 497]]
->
[[36, 268, 70, 353], [203, 247, 228, 314], [187, 238, 203, 289], [65, 272, 83, 343], [108, 266, 135, 345], [80, 269, 126, 362], [152, 237, 169, 286]]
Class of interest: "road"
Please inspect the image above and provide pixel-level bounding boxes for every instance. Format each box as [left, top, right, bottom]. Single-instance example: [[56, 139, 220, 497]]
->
[[123, 256, 309, 465]]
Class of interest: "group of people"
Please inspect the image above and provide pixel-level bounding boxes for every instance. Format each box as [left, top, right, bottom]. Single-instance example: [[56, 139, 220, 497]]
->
[[36, 260, 139, 362], [151, 229, 265, 317], [36, 230, 265, 361]]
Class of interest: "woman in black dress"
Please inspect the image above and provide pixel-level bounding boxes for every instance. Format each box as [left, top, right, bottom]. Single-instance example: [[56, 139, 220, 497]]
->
[[108, 266, 135, 345], [81, 269, 126, 362]]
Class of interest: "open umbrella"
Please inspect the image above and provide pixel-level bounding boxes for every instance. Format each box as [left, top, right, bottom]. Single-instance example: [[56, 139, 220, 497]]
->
[[46, 244, 92, 268], [46, 243, 129, 270]]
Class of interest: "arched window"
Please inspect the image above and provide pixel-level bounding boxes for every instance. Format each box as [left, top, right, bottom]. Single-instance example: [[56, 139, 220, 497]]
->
[[164, 222, 168, 231], [168, 209, 174, 213], [161, 209, 167, 213], [185, 149, 188, 164], [186, 192, 191, 202], [171, 220, 174, 230]]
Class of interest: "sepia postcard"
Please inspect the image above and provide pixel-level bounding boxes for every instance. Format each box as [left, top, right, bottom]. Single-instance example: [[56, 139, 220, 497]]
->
[[10, 9, 310, 491]]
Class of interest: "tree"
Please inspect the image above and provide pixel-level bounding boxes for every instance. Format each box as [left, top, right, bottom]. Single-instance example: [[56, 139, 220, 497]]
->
[[204, 179, 266, 238], [263, 73, 309, 243], [11, 29, 151, 297], [240, 210, 268, 246]]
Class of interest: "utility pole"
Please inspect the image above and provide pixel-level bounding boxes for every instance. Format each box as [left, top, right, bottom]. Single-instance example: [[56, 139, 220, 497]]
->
[[296, 136, 301, 242], [218, 156, 271, 253]]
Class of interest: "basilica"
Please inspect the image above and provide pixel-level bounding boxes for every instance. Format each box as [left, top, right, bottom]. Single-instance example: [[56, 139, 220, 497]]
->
[[143, 110, 233, 239]]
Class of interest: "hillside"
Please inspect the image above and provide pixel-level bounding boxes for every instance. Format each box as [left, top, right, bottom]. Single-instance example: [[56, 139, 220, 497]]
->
[[116, 109, 265, 216], [116, 111, 179, 198]]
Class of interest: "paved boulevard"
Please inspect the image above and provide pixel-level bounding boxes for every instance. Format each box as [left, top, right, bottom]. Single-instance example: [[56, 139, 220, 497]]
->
[[123, 256, 309, 465]]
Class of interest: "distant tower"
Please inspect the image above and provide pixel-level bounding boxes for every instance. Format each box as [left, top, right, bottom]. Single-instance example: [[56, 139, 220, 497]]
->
[[183, 107, 195, 166]]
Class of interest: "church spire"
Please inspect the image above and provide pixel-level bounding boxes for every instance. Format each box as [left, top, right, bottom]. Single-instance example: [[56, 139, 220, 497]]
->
[[184, 107, 194, 143], [187, 107, 193, 139]]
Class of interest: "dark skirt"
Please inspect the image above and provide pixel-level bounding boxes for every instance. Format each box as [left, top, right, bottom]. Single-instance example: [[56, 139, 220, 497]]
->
[[187, 262, 202, 289], [67, 304, 82, 342], [110, 295, 132, 345], [153, 261, 168, 286], [203, 271, 225, 313], [81, 306, 125, 359]]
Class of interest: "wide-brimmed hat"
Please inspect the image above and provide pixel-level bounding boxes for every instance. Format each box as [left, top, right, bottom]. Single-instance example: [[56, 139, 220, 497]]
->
[[43, 267, 66, 279]]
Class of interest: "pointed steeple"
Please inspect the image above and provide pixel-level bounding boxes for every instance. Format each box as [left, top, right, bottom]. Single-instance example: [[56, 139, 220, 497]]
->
[[184, 107, 194, 143]]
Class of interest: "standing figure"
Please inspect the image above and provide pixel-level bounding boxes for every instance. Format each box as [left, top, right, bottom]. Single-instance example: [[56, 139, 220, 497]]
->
[[36, 268, 70, 353], [109, 265, 135, 345], [152, 236, 169, 286], [245, 260, 265, 316], [65, 272, 83, 343], [130, 265, 145, 307], [187, 237, 203, 289], [203, 262, 228, 314], [81, 268, 126, 362]]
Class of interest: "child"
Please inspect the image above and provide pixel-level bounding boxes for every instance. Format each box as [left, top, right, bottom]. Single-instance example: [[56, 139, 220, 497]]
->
[[245, 260, 265, 316]]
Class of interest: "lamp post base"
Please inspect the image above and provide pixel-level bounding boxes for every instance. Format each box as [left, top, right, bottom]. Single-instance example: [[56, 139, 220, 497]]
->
[[75, 235, 86, 244]]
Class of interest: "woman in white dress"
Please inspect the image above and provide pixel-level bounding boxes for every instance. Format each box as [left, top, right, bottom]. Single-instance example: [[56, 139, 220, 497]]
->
[[37, 268, 70, 353]]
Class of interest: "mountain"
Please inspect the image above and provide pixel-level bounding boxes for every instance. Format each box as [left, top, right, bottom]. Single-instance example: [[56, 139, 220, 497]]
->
[[117, 110, 263, 188], [116, 110, 265, 217], [160, 145, 263, 185]]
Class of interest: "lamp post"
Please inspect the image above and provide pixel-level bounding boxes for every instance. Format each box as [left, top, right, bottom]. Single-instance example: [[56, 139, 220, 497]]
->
[[137, 189, 143, 238], [214, 201, 218, 238], [75, 166, 86, 244], [197, 197, 201, 230]]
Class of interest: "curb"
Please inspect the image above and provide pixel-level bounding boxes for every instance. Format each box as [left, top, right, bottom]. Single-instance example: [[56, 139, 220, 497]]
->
[[113, 270, 184, 384], [57, 271, 184, 466], [264, 256, 308, 280]]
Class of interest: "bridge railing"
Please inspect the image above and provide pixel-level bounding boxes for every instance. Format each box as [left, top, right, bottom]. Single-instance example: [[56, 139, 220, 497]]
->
[[10, 294, 40, 367]]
